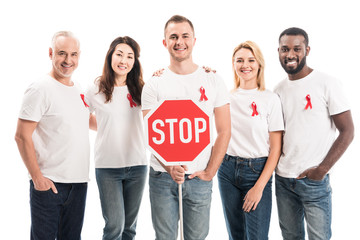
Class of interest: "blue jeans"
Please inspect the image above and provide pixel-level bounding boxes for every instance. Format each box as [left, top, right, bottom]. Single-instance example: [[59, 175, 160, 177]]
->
[[275, 174, 332, 240], [149, 167, 212, 240], [30, 180, 88, 240], [218, 154, 272, 240], [96, 166, 148, 240]]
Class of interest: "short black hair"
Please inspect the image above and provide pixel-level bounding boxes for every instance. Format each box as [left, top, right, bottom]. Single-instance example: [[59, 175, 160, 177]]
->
[[279, 27, 309, 46]]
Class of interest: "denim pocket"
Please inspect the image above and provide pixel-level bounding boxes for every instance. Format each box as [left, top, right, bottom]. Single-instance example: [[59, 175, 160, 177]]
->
[[249, 159, 266, 174], [149, 168, 165, 178], [304, 175, 328, 185]]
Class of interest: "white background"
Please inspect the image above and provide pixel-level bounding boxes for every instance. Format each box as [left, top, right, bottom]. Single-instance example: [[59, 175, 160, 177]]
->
[[1, 0, 359, 239]]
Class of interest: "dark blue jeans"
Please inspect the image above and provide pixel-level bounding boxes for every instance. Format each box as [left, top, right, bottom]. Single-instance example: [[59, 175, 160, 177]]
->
[[30, 180, 88, 240], [218, 154, 272, 240]]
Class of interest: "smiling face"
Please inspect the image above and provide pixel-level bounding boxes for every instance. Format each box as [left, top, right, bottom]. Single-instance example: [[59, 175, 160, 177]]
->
[[233, 48, 260, 88], [163, 21, 196, 63], [111, 43, 135, 83], [278, 34, 310, 77], [49, 36, 80, 81]]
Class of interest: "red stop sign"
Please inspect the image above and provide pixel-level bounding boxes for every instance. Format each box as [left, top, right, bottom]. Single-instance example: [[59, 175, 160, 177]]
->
[[144, 99, 211, 165]]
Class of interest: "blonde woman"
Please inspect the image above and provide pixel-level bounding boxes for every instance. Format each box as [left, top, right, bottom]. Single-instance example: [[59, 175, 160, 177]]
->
[[217, 41, 284, 240]]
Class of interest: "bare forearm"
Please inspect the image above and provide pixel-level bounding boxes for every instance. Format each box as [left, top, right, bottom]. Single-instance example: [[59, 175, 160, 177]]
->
[[15, 136, 42, 180], [318, 111, 354, 174], [254, 149, 280, 190], [318, 128, 354, 174], [205, 130, 231, 178], [254, 131, 282, 190]]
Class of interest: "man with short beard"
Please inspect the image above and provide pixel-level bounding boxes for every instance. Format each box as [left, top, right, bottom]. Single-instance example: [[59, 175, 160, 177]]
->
[[273, 27, 354, 240]]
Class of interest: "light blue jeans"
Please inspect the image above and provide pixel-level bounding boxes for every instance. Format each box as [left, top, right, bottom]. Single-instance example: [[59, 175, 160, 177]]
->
[[96, 166, 148, 240], [149, 167, 212, 240], [218, 154, 272, 240], [275, 174, 332, 240]]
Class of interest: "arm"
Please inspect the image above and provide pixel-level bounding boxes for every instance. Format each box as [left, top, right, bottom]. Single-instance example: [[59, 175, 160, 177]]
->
[[14, 119, 57, 193], [189, 103, 231, 181], [243, 131, 282, 212], [298, 110, 354, 180], [89, 113, 97, 131], [143, 109, 188, 184]]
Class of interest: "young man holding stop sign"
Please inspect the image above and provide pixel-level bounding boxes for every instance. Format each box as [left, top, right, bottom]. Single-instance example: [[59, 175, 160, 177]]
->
[[142, 15, 231, 240]]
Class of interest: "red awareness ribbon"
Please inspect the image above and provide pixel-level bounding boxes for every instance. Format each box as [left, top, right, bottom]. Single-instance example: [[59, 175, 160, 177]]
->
[[305, 94, 312, 110], [199, 86, 208, 101], [251, 102, 259, 116], [80, 94, 89, 107], [127, 93, 137, 108]]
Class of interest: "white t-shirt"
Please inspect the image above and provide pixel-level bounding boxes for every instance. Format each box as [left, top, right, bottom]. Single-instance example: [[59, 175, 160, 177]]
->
[[274, 70, 350, 178], [227, 88, 284, 158], [19, 75, 90, 183], [86, 84, 147, 168], [142, 67, 230, 173]]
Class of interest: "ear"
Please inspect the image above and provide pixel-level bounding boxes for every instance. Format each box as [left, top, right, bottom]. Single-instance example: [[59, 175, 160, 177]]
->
[[49, 47, 53, 59], [306, 46, 310, 56], [193, 37, 196, 47], [163, 39, 167, 48]]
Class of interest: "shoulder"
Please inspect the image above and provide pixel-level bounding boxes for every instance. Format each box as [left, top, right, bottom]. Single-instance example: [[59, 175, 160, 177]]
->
[[273, 78, 288, 93]]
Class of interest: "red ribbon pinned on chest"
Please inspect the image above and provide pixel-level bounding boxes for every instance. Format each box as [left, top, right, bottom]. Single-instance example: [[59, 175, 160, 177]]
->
[[127, 93, 137, 108], [305, 94, 312, 110], [80, 94, 89, 107], [199, 86, 208, 101], [251, 102, 258, 116]]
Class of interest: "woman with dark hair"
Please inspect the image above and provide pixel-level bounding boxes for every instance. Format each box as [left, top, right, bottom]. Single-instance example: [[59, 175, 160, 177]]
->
[[86, 36, 147, 240]]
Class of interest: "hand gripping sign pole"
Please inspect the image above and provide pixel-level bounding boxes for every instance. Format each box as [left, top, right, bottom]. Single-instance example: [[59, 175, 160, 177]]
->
[[144, 99, 211, 239]]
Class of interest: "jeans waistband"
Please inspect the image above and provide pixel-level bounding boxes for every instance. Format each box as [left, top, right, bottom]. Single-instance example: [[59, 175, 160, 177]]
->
[[224, 154, 267, 162]]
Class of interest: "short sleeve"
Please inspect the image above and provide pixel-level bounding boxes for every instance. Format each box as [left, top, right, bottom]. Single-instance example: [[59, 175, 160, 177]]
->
[[85, 84, 97, 113], [18, 86, 46, 122], [326, 77, 350, 116], [268, 93, 284, 132], [141, 78, 158, 111], [214, 74, 230, 108]]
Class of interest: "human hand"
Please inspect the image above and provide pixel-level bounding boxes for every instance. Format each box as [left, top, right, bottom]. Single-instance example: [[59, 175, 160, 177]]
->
[[297, 166, 327, 181], [33, 175, 58, 194], [152, 68, 165, 77], [167, 165, 188, 184], [202, 66, 216, 73], [243, 186, 263, 212], [188, 169, 214, 181]]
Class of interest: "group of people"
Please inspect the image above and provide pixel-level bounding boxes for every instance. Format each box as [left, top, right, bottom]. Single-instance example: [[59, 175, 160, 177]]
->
[[15, 14, 354, 240]]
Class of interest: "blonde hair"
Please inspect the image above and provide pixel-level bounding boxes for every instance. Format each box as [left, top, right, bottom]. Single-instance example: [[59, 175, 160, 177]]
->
[[232, 41, 265, 91]]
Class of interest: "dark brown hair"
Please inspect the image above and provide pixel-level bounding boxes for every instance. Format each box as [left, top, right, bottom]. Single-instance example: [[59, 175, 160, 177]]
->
[[164, 15, 195, 37], [97, 36, 144, 104]]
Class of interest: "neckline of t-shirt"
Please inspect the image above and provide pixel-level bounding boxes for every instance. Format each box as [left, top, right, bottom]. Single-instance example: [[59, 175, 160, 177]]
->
[[114, 85, 128, 89], [286, 69, 316, 84], [236, 87, 259, 93], [166, 66, 201, 78], [47, 74, 76, 89]]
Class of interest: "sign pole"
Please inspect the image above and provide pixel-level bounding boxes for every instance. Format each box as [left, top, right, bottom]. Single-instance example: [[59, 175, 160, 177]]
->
[[179, 183, 184, 240], [144, 100, 211, 240]]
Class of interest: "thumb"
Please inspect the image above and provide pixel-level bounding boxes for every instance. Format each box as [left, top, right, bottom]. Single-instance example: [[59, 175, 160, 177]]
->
[[50, 182, 58, 194], [297, 170, 308, 179], [188, 171, 200, 179]]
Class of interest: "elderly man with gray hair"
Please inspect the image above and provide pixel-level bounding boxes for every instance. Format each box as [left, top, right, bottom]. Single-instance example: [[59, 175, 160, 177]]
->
[[15, 31, 90, 240]]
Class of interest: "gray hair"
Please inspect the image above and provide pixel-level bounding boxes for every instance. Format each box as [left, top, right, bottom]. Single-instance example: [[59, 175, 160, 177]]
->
[[51, 31, 80, 49]]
